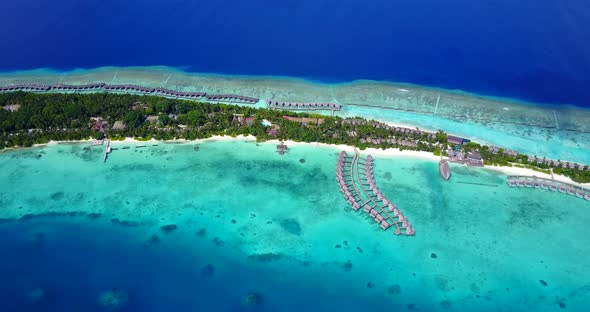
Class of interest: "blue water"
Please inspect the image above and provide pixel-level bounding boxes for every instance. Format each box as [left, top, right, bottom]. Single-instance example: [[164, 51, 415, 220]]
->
[[0, 218, 269, 312], [1, 0, 589, 106]]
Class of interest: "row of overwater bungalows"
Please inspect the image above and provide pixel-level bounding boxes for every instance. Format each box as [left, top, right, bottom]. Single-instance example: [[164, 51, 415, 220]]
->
[[336, 151, 415, 236], [206, 94, 258, 104], [507, 176, 590, 201], [267, 100, 341, 111], [363, 155, 415, 235], [0, 83, 258, 103]]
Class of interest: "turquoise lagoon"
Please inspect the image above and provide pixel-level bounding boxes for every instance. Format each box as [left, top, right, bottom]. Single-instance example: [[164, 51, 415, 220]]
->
[[1, 66, 590, 164], [0, 140, 589, 311]]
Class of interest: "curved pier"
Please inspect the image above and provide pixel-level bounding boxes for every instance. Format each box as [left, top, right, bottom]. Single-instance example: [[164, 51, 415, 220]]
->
[[0, 83, 257, 104], [507, 175, 590, 201], [336, 150, 415, 236]]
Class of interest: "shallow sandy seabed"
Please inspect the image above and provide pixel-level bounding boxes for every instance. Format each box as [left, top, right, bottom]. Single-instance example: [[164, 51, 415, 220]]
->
[[1, 66, 590, 163], [0, 140, 589, 311]]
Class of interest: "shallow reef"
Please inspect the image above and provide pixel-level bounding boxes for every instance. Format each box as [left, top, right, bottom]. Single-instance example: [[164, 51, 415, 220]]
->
[[160, 224, 178, 234], [342, 260, 353, 272], [26, 287, 45, 303], [242, 292, 263, 306], [279, 219, 302, 236], [98, 288, 129, 310], [201, 264, 215, 277], [248, 253, 283, 263], [388, 284, 401, 295], [110, 218, 140, 227]]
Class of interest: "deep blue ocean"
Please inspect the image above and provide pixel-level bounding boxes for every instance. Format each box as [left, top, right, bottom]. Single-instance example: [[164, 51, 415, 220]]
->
[[1, 0, 589, 106]]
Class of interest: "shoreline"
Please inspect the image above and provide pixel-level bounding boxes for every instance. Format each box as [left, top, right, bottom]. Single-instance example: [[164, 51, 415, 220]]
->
[[13, 135, 587, 188], [2, 67, 590, 165]]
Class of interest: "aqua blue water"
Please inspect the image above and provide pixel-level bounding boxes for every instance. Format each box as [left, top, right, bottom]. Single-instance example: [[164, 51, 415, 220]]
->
[[1, 141, 589, 311], [1, 0, 589, 106]]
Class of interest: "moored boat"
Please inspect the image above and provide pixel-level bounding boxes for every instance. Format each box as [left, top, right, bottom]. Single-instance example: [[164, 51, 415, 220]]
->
[[439, 159, 451, 180]]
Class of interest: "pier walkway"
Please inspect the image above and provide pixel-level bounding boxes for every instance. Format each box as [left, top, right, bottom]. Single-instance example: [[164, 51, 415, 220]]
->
[[267, 100, 342, 112], [507, 175, 590, 201], [103, 139, 111, 163], [336, 150, 415, 236]]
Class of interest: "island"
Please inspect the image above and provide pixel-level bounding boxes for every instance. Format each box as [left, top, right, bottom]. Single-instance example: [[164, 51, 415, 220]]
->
[[1, 87, 589, 185]]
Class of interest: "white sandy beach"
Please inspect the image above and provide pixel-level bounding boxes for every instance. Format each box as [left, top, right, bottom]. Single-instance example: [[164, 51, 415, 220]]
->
[[24, 135, 590, 188]]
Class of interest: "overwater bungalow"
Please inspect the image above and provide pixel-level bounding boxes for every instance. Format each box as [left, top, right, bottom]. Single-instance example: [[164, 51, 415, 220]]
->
[[375, 214, 385, 223], [507, 178, 515, 187], [397, 214, 406, 224], [276, 143, 288, 155]]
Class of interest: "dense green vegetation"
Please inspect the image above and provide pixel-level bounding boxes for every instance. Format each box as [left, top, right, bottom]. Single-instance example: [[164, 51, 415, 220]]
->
[[1, 91, 589, 183], [0, 91, 441, 149]]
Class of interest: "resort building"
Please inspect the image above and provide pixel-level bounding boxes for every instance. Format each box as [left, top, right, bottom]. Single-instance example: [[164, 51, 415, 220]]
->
[[112, 121, 126, 130], [89, 118, 109, 134], [467, 151, 484, 166], [233, 114, 255, 126], [267, 125, 280, 137], [2, 104, 21, 112], [146, 116, 160, 123], [447, 135, 467, 146]]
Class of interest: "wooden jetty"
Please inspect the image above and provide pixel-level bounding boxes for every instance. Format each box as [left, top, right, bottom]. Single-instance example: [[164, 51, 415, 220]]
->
[[103, 139, 111, 163], [507, 175, 590, 201], [336, 149, 415, 236]]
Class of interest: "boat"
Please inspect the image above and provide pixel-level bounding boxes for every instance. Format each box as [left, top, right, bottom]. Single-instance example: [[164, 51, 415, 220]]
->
[[439, 159, 451, 180]]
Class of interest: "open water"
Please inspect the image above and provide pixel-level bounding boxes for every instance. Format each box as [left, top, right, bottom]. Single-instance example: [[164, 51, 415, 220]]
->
[[1, 0, 589, 106], [0, 140, 588, 311]]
